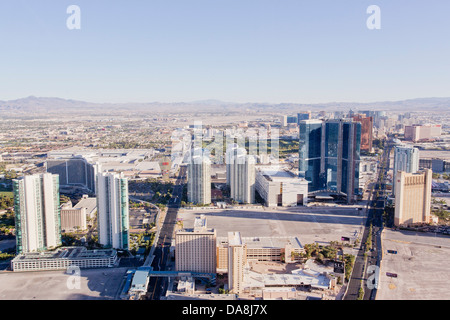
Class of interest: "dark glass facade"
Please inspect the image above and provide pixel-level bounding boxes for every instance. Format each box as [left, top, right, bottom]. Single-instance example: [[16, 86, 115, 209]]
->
[[299, 120, 322, 191], [299, 119, 361, 203]]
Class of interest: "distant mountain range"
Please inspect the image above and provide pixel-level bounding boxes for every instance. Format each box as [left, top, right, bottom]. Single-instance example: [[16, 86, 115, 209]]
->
[[0, 96, 449, 114]]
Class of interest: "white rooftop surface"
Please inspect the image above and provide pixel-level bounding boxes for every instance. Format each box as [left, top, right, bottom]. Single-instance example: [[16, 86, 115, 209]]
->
[[48, 147, 153, 155], [192, 215, 211, 233], [217, 236, 303, 250], [177, 278, 195, 292], [130, 270, 149, 291], [47, 148, 156, 170], [73, 197, 97, 215], [257, 166, 307, 182], [244, 268, 330, 290], [228, 232, 242, 246], [262, 170, 295, 179], [12, 247, 115, 261], [194, 215, 207, 229], [301, 119, 323, 124], [134, 161, 161, 171]]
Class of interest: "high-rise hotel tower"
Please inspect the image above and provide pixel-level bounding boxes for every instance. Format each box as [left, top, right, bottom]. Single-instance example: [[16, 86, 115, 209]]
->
[[13, 173, 62, 253], [392, 145, 419, 194], [187, 148, 211, 205], [299, 119, 361, 203], [226, 144, 256, 204], [96, 172, 129, 250]]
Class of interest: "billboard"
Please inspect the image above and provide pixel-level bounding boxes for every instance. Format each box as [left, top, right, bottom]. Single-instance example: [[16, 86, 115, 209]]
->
[[333, 261, 345, 274]]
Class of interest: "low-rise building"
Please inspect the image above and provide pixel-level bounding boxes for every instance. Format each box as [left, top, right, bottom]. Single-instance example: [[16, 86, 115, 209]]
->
[[11, 246, 117, 272], [255, 166, 308, 207], [128, 269, 150, 300], [60, 195, 97, 232], [217, 236, 304, 273]]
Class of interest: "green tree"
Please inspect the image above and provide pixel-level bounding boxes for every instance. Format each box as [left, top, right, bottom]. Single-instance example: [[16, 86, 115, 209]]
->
[[357, 283, 365, 300], [344, 254, 356, 282]]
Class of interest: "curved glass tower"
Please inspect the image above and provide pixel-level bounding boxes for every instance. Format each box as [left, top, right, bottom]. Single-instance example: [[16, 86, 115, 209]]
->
[[299, 119, 361, 204]]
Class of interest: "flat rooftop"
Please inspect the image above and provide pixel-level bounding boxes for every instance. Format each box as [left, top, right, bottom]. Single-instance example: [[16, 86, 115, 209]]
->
[[376, 229, 450, 300], [419, 150, 450, 160], [130, 270, 149, 290], [179, 207, 365, 245], [244, 269, 330, 290], [0, 267, 129, 300], [218, 236, 303, 250], [193, 215, 207, 230], [258, 169, 306, 183], [164, 293, 238, 300], [73, 197, 97, 214], [12, 247, 116, 262], [228, 231, 242, 246]]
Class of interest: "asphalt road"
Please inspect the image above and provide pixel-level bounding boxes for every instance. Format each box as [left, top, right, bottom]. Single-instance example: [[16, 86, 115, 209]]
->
[[146, 165, 186, 300], [344, 138, 392, 300]]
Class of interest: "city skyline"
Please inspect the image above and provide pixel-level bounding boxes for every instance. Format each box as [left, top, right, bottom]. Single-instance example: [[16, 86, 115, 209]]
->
[[1, 0, 449, 305]]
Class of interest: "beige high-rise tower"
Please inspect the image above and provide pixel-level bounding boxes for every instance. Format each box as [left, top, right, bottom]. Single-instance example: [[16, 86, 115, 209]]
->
[[394, 169, 432, 227], [227, 231, 247, 294], [175, 215, 216, 274]]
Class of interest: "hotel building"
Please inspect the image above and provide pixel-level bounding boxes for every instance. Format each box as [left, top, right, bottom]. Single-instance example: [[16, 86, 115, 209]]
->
[[13, 173, 62, 254], [227, 231, 247, 294], [299, 119, 361, 203], [393, 145, 420, 193], [187, 148, 211, 205], [97, 172, 129, 250], [255, 166, 308, 207], [394, 169, 432, 226], [226, 144, 256, 204], [175, 215, 217, 274]]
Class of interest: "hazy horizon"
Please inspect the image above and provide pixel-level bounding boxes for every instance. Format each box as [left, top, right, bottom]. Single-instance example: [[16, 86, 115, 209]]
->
[[1, 1, 450, 104], [2, 95, 450, 106]]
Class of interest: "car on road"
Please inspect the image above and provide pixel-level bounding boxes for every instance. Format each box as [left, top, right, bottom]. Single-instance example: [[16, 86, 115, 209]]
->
[[386, 272, 398, 278]]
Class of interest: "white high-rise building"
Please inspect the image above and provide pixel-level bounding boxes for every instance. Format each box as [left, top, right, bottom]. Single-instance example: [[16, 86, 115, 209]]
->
[[394, 146, 419, 174], [226, 144, 256, 204], [187, 148, 211, 205], [393, 146, 419, 193], [96, 172, 129, 250], [13, 173, 62, 254]]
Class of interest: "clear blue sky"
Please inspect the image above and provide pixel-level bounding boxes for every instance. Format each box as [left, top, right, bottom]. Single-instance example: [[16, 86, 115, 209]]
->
[[1, 0, 449, 104]]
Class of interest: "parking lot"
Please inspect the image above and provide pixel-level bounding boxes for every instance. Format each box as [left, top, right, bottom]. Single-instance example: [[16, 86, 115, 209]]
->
[[0, 239, 15, 252], [178, 206, 366, 248], [0, 267, 129, 300], [377, 229, 450, 300], [129, 207, 157, 230]]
